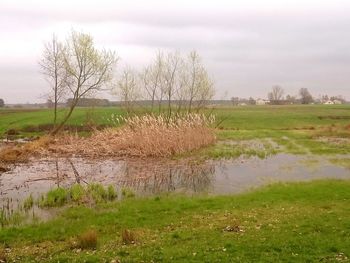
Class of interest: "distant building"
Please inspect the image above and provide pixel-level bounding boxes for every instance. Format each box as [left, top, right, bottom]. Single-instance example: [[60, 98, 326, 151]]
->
[[256, 99, 270, 105], [324, 100, 335, 105], [333, 99, 342, 104]]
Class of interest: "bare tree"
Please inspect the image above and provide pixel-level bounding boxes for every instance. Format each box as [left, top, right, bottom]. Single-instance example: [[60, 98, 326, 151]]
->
[[268, 85, 284, 101], [140, 51, 165, 111], [116, 66, 140, 113], [163, 51, 181, 117], [39, 34, 66, 125], [113, 50, 215, 115], [299, 88, 313, 104], [50, 30, 118, 135]]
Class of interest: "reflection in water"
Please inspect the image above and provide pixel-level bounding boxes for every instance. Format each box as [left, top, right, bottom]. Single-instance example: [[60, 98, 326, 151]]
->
[[118, 160, 214, 194], [0, 154, 349, 206]]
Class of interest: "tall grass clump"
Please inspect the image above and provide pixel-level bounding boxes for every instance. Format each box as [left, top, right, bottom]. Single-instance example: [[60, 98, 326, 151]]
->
[[53, 113, 216, 157]]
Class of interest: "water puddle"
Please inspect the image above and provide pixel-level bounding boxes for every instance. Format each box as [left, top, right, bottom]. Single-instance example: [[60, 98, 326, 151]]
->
[[0, 154, 349, 207]]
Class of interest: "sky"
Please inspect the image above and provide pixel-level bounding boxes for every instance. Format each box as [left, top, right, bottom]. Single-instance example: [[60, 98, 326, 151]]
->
[[0, 0, 350, 103]]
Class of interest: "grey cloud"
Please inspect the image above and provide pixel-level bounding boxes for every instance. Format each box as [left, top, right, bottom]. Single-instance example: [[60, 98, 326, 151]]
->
[[0, 1, 350, 103]]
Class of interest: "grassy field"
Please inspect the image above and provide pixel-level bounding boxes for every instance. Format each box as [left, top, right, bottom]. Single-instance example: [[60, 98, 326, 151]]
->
[[1, 104, 350, 134], [0, 180, 349, 262], [1, 104, 350, 159]]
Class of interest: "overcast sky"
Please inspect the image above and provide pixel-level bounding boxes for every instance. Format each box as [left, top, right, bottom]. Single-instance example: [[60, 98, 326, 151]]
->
[[1, 0, 350, 103]]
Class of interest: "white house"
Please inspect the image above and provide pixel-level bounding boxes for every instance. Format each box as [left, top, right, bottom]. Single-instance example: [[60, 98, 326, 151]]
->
[[324, 100, 335, 105], [333, 99, 342, 104], [256, 99, 270, 105]]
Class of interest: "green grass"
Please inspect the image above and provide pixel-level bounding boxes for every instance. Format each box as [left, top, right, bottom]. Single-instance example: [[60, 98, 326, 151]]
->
[[38, 184, 118, 207], [0, 180, 349, 262], [2, 105, 349, 158], [1, 104, 349, 134]]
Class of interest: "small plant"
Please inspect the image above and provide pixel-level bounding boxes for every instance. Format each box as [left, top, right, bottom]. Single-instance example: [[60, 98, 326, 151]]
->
[[23, 194, 34, 211], [121, 187, 135, 199], [78, 229, 98, 249], [121, 229, 136, 245], [39, 187, 67, 207], [70, 184, 85, 202], [107, 185, 117, 200], [87, 183, 108, 203]]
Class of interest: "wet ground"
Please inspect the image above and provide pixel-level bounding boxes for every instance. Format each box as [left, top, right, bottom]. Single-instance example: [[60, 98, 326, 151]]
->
[[0, 153, 349, 206]]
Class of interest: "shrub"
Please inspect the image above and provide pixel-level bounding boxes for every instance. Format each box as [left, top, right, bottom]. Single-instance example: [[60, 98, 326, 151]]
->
[[87, 183, 108, 203], [40, 187, 67, 207], [70, 184, 85, 202], [121, 188, 135, 199], [107, 185, 117, 200], [78, 229, 98, 249], [52, 113, 216, 157]]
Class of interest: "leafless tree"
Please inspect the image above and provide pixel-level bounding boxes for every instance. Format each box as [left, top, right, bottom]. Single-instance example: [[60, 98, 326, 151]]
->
[[268, 85, 284, 101], [113, 50, 214, 116], [50, 30, 118, 135], [39, 34, 67, 125], [116, 66, 140, 113], [140, 51, 165, 111], [163, 51, 181, 117]]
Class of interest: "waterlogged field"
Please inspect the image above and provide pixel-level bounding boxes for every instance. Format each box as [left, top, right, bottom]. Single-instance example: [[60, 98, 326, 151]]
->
[[0, 104, 350, 262]]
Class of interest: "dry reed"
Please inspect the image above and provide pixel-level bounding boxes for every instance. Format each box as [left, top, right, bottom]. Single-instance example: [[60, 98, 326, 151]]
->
[[50, 113, 216, 157]]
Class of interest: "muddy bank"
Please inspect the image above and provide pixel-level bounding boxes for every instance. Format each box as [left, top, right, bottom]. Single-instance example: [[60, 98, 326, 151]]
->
[[0, 154, 349, 206]]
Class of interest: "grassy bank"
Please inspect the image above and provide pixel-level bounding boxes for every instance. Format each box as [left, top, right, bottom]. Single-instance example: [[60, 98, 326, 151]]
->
[[0, 180, 349, 262]]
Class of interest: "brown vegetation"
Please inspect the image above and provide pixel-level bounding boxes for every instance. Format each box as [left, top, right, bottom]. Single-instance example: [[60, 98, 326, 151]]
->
[[49, 113, 216, 158], [0, 136, 52, 165], [121, 229, 136, 245], [77, 229, 98, 249]]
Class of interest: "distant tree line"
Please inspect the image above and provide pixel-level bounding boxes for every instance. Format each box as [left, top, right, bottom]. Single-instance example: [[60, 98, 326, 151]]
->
[[0, 98, 4, 107], [230, 86, 347, 106]]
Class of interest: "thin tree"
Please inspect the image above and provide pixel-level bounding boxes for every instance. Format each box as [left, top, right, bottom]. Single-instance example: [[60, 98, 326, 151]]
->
[[116, 66, 140, 113], [268, 85, 284, 101], [163, 52, 181, 118], [186, 51, 214, 111], [39, 34, 66, 125], [50, 30, 118, 135], [140, 51, 164, 111]]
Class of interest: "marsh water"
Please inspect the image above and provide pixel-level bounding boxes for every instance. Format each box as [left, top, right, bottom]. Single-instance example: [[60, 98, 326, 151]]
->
[[1, 153, 349, 206]]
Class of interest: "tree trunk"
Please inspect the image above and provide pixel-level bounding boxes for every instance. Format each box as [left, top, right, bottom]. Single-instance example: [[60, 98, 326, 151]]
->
[[50, 100, 77, 135]]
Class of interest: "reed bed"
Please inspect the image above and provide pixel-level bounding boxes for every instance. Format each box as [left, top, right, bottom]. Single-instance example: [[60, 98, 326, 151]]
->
[[51, 113, 216, 157]]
